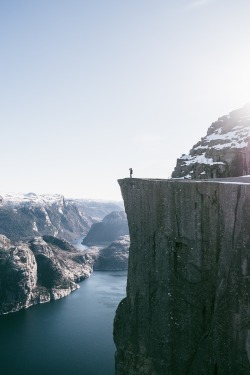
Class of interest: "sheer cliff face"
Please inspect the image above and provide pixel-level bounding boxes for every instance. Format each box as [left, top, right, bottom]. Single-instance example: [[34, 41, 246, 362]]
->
[[114, 178, 250, 375], [172, 104, 250, 179]]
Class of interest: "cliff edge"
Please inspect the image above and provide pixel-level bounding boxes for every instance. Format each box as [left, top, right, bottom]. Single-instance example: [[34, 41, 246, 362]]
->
[[114, 177, 250, 374]]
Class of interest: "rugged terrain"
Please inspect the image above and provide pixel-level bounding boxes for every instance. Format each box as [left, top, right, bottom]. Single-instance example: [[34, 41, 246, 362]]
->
[[0, 234, 93, 315], [0, 192, 126, 314], [0, 192, 122, 243], [81, 211, 130, 271], [172, 103, 250, 179], [114, 177, 250, 374]]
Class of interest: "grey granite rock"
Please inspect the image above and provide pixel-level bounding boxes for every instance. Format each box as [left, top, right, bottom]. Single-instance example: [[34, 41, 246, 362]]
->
[[114, 177, 250, 374]]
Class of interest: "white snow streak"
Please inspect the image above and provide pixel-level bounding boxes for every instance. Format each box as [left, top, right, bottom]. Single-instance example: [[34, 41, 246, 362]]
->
[[180, 153, 225, 166]]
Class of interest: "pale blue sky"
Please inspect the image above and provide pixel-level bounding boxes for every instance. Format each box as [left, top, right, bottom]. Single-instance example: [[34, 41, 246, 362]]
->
[[1, 0, 250, 199]]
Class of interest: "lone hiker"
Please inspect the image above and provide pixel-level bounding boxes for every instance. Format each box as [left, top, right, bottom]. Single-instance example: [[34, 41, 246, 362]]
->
[[129, 168, 133, 178]]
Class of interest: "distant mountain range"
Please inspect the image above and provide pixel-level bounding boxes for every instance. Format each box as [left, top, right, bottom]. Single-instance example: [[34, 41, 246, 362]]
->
[[0, 192, 128, 315], [0, 192, 123, 243], [172, 103, 250, 179]]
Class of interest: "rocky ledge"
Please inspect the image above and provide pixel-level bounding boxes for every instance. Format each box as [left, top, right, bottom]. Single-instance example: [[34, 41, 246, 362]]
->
[[0, 235, 93, 315], [114, 177, 250, 374]]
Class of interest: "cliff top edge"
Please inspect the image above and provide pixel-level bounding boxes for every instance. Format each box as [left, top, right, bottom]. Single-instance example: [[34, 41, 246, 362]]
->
[[118, 176, 250, 185]]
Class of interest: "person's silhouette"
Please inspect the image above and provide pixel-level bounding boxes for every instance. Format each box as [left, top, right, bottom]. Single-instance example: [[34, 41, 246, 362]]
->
[[129, 168, 133, 178]]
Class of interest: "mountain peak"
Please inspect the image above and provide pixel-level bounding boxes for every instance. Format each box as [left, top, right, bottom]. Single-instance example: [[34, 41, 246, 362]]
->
[[172, 104, 250, 179]]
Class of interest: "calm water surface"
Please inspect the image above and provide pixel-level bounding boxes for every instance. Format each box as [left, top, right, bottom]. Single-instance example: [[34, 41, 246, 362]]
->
[[0, 271, 127, 375]]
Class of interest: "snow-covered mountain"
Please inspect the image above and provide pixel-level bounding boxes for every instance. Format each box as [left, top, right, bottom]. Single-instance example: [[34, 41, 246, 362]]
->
[[0, 192, 65, 207], [0, 192, 123, 243], [172, 103, 250, 179]]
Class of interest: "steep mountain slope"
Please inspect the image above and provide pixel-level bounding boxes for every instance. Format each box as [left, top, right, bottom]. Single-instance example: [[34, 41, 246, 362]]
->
[[0, 193, 90, 242], [0, 193, 125, 314], [82, 211, 129, 246], [0, 235, 93, 315], [0, 193, 122, 243], [67, 198, 124, 221], [172, 103, 250, 179], [92, 235, 130, 271]]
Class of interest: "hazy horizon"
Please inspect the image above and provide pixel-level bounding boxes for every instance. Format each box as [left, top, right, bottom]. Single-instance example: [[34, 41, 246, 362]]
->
[[1, 1, 250, 200]]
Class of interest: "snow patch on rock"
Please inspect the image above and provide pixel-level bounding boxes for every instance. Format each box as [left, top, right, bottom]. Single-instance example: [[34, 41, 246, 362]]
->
[[172, 104, 250, 179]]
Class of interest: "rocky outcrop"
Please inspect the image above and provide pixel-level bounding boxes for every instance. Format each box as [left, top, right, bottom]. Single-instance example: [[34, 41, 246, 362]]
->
[[172, 103, 250, 179], [0, 235, 93, 315], [93, 235, 130, 271], [114, 177, 250, 374], [0, 238, 38, 314], [82, 211, 129, 246]]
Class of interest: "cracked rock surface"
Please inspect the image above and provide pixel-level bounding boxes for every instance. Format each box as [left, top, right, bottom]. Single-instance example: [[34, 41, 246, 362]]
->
[[114, 177, 250, 375]]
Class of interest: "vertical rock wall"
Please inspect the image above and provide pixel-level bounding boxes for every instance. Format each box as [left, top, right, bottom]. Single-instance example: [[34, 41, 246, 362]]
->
[[114, 178, 250, 374]]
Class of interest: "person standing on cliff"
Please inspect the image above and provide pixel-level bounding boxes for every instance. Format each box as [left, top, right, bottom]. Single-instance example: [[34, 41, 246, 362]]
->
[[129, 168, 133, 178]]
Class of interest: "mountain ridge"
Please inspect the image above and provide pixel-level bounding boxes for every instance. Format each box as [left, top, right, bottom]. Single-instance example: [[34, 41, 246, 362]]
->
[[0, 192, 123, 243], [172, 103, 250, 179]]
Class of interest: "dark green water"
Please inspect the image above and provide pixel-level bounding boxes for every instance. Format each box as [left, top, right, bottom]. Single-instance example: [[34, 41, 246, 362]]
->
[[0, 271, 127, 375]]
